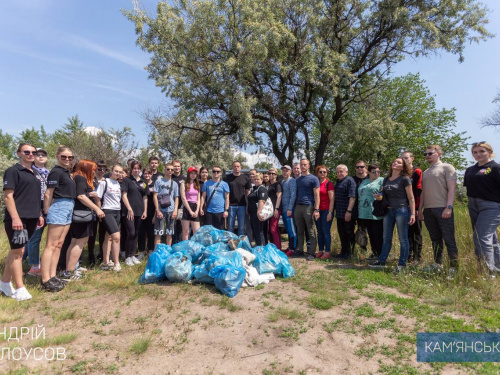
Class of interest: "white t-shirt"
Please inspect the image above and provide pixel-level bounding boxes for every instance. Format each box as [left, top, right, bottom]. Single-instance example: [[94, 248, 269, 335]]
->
[[97, 178, 121, 210]]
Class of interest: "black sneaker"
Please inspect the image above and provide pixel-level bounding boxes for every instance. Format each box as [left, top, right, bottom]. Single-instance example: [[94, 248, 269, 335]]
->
[[52, 277, 68, 287], [306, 254, 315, 261], [41, 278, 63, 292], [366, 253, 378, 261], [368, 261, 386, 268], [291, 251, 305, 258]]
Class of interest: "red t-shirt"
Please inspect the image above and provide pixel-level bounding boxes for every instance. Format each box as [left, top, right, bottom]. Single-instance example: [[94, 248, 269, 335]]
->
[[319, 180, 334, 211]]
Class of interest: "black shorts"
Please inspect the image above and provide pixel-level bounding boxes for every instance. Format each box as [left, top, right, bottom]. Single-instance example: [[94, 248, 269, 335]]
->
[[70, 221, 94, 239], [4, 218, 38, 250], [182, 202, 200, 222], [102, 210, 121, 235]]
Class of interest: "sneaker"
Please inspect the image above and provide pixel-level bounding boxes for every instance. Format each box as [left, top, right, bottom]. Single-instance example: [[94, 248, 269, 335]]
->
[[365, 253, 378, 261], [369, 261, 386, 268], [60, 271, 73, 281], [40, 278, 64, 292], [77, 266, 88, 272], [290, 251, 305, 258], [396, 265, 406, 273], [132, 256, 141, 265], [125, 257, 135, 267], [100, 261, 114, 271], [0, 281, 15, 297], [422, 263, 443, 273], [306, 254, 315, 261], [11, 287, 32, 301], [27, 267, 42, 277], [285, 249, 295, 257], [112, 263, 122, 273], [320, 252, 331, 260], [53, 277, 68, 286], [136, 252, 145, 261], [446, 267, 457, 280], [315, 252, 324, 259]]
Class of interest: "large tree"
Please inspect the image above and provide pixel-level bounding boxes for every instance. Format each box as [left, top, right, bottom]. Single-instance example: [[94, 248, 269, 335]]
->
[[125, 0, 491, 166]]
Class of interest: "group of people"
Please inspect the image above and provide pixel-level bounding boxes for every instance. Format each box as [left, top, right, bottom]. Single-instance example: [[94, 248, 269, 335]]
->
[[1, 141, 499, 301]]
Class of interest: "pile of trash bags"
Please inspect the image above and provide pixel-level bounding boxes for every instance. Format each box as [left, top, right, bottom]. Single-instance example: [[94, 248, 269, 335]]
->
[[138, 225, 295, 298]]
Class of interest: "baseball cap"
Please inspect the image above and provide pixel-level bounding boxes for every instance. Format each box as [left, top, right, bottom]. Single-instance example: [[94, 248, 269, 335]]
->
[[188, 166, 198, 173], [281, 165, 291, 170]]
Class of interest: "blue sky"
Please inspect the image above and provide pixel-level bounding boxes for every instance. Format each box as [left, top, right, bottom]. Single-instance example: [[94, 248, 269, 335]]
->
[[1, 0, 499, 167]]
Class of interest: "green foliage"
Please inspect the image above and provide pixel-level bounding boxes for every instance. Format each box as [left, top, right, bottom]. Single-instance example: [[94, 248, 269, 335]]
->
[[125, 0, 491, 166], [254, 161, 273, 170], [16, 125, 51, 150], [0, 130, 15, 159]]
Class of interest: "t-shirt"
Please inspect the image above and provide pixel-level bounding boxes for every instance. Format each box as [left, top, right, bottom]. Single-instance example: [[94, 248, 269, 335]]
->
[[153, 177, 179, 213], [202, 179, 229, 213], [410, 167, 423, 210], [97, 178, 121, 211], [47, 165, 76, 199], [267, 181, 283, 210], [121, 177, 149, 216], [318, 180, 334, 211], [358, 177, 384, 220], [225, 173, 252, 206], [74, 175, 93, 211], [464, 160, 500, 202], [172, 174, 186, 208], [383, 176, 411, 207], [296, 174, 320, 206], [151, 171, 164, 183], [3, 163, 41, 220], [248, 185, 268, 213], [421, 161, 457, 208], [146, 181, 155, 216], [334, 176, 357, 220]]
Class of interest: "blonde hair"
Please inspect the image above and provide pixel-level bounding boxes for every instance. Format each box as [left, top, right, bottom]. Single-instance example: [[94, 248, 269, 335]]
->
[[472, 142, 495, 158], [56, 145, 72, 156], [254, 173, 263, 181], [426, 144, 442, 153]]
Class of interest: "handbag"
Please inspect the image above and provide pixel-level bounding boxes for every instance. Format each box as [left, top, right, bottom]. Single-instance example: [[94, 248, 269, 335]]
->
[[258, 198, 274, 220], [72, 210, 93, 223], [372, 178, 389, 217], [158, 181, 173, 209], [355, 227, 368, 247]]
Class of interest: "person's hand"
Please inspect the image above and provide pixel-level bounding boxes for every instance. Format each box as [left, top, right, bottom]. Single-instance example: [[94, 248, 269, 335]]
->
[[172, 210, 178, 220], [287, 210, 292, 218], [157, 210, 164, 220], [373, 193, 382, 201], [141, 212, 147, 220], [192, 211, 198, 218], [89, 191, 98, 198], [37, 216, 45, 228], [345, 212, 352, 222], [327, 212, 333, 222], [257, 212, 264, 221], [223, 210, 228, 219], [127, 209, 134, 221], [274, 209, 280, 219], [96, 209, 105, 219], [12, 217, 23, 231], [200, 209, 204, 216], [442, 208, 452, 219], [409, 215, 416, 225], [313, 211, 320, 220], [418, 210, 424, 221]]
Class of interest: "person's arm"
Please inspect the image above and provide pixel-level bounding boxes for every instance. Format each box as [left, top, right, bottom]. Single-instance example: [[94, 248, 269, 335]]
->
[[121, 191, 134, 221], [142, 195, 147, 220], [43, 187, 55, 215], [442, 179, 456, 219], [180, 182, 192, 216], [405, 184, 415, 225], [274, 191, 282, 218], [200, 191, 206, 216], [153, 192, 163, 219], [327, 189, 335, 222], [223, 192, 229, 218], [344, 197, 356, 222], [4, 189, 23, 230], [78, 194, 105, 218], [172, 196, 179, 219], [313, 186, 320, 220]]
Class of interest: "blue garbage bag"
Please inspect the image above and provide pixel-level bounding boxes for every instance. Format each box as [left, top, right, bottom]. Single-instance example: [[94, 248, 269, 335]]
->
[[172, 240, 205, 263], [252, 244, 281, 274], [138, 244, 172, 284], [276, 249, 296, 278], [192, 264, 214, 284], [205, 251, 243, 271], [219, 230, 238, 243], [209, 265, 246, 298], [165, 252, 193, 283], [197, 242, 230, 263], [237, 235, 253, 252], [191, 225, 222, 246]]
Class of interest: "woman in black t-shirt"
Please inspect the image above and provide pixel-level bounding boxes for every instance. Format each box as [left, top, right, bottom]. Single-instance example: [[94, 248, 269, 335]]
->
[[121, 161, 148, 266], [1, 143, 43, 301], [464, 141, 500, 277], [369, 157, 415, 270], [267, 168, 283, 249], [41, 146, 76, 292], [138, 168, 155, 257], [247, 173, 268, 246], [62, 160, 105, 280]]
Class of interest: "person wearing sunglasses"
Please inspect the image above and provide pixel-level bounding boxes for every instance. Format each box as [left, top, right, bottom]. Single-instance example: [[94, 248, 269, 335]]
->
[[152, 163, 179, 246], [464, 141, 500, 278], [418, 144, 459, 277], [314, 165, 334, 259], [200, 166, 230, 230], [180, 167, 202, 239], [1, 143, 43, 301], [41, 145, 77, 292], [22, 148, 49, 277]]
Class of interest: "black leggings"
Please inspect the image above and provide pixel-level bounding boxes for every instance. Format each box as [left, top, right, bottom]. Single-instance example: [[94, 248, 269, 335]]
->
[[138, 214, 155, 252], [249, 212, 265, 246], [123, 216, 141, 258]]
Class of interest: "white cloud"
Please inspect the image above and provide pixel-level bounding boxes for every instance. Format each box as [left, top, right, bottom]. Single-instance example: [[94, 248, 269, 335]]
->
[[233, 148, 280, 168]]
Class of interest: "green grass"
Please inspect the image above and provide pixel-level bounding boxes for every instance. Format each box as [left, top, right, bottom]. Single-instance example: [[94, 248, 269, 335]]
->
[[268, 306, 302, 322], [128, 336, 152, 355], [32, 332, 78, 347]]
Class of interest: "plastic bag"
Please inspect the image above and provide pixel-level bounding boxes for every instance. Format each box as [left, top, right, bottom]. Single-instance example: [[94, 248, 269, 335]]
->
[[191, 225, 222, 246], [138, 244, 172, 284], [172, 240, 206, 263], [276, 249, 296, 278], [219, 230, 238, 243], [236, 235, 253, 252], [253, 243, 295, 277], [209, 265, 246, 298], [165, 252, 193, 283], [198, 242, 230, 263], [192, 264, 214, 284], [236, 248, 256, 265], [205, 251, 243, 271]]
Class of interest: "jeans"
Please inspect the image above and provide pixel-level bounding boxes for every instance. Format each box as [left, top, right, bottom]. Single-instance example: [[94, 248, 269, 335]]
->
[[423, 207, 459, 268], [315, 210, 332, 252], [379, 207, 410, 266], [468, 197, 500, 274], [228, 205, 246, 236], [282, 211, 297, 250], [23, 225, 45, 265], [294, 205, 317, 255]]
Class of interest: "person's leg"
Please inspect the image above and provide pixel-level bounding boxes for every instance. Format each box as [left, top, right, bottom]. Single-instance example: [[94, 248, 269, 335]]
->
[[436, 207, 459, 269], [103, 233, 111, 264], [110, 232, 121, 265], [123, 217, 136, 259], [190, 220, 201, 237], [181, 220, 191, 241], [294, 206, 306, 253], [282, 211, 296, 250], [262, 218, 269, 244], [315, 211, 326, 252], [269, 212, 282, 250], [41, 224, 70, 283], [87, 219, 98, 265], [423, 208, 444, 265], [394, 207, 410, 266], [337, 219, 347, 256], [472, 199, 500, 273], [66, 237, 89, 271], [345, 219, 356, 258], [214, 212, 225, 230], [165, 212, 175, 245], [98, 220, 106, 261], [2, 248, 25, 289], [227, 206, 237, 234], [234, 206, 245, 236], [205, 212, 214, 227], [324, 213, 333, 253], [138, 217, 147, 252], [378, 209, 396, 263], [357, 219, 368, 252], [250, 212, 265, 246], [303, 206, 316, 256], [25, 226, 43, 266]]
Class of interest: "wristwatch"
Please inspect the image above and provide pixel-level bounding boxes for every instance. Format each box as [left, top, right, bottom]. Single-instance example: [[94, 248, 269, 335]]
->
[[314, 209, 320, 212], [447, 205, 453, 209], [346, 209, 352, 213]]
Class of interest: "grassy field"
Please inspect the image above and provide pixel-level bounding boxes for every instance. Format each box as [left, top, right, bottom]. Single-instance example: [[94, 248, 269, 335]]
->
[[0, 203, 499, 374]]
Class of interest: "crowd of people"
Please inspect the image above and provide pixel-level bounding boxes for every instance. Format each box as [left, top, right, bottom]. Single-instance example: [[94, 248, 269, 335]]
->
[[1, 142, 498, 301]]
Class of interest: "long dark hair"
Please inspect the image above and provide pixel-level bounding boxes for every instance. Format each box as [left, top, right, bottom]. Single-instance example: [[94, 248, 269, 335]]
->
[[185, 171, 200, 191], [388, 158, 412, 178]]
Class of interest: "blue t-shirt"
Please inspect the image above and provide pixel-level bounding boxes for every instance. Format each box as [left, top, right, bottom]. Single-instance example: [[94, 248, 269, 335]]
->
[[202, 180, 230, 213], [153, 177, 179, 213], [296, 174, 320, 206]]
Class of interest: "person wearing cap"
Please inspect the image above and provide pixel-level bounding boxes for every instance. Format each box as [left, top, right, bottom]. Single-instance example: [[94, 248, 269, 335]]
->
[[22, 147, 49, 277], [280, 165, 297, 255], [224, 160, 251, 236], [180, 166, 201, 239]]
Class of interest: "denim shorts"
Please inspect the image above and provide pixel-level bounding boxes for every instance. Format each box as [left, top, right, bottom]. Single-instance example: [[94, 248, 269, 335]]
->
[[46, 198, 75, 225]]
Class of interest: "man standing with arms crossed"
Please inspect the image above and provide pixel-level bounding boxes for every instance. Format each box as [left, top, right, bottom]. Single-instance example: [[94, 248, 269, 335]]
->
[[402, 151, 423, 264], [294, 159, 320, 261], [225, 161, 251, 236], [418, 145, 459, 277]]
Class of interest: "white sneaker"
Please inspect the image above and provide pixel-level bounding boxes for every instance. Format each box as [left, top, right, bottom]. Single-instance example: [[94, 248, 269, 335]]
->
[[113, 263, 122, 272], [132, 256, 141, 265], [125, 257, 135, 267], [0, 281, 15, 297], [77, 266, 88, 272], [11, 287, 32, 301]]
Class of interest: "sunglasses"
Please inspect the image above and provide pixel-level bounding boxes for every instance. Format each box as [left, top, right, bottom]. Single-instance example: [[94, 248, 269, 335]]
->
[[22, 150, 37, 155], [318, 171, 327, 174], [165, 168, 173, 171], [423, 152, 435, 156], [472, 141, 486, 147], [97, 167, 107, 172], [355, 165, 366, 169], [212, 170, 221, 173], [268, 172, 277, 175], [60, 155, 74, 160], [371, 170, 380, 174]]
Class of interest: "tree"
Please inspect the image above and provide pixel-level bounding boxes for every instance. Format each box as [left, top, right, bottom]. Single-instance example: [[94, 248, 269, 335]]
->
[[254, 161, 273, 170], [0, 130, 15, 159], [481, 91, 500, 127], [16, 126, 51, 150], [321, 73, 469, 173], [125, 0, 491, 167]]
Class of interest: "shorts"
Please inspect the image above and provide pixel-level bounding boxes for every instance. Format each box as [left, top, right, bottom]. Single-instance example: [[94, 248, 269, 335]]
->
[[4, 218, 39, 250], [154, 211, 175, 236], [102, 209, 121, 235], [70, 221, 93, 239], [182, 202, 200, 222], [46, 198, 75, 225]]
